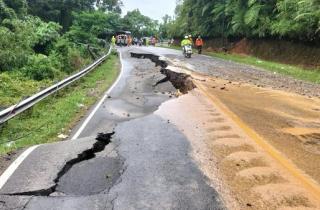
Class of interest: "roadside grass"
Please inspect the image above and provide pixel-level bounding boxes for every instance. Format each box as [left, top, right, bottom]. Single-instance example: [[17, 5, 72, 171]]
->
[[0, 72, 53, 108], [157, 44, 320, 84], [206, 52, 320, 84], [0, 54, 119, 154]]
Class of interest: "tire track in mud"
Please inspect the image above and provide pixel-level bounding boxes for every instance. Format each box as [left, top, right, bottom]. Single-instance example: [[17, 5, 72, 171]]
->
[[160, 89, 320, 209], [196, 81, 320, 210]]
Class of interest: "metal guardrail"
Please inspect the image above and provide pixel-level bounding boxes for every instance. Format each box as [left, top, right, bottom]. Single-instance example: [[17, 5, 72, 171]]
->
[[0, 47, 113, 125]]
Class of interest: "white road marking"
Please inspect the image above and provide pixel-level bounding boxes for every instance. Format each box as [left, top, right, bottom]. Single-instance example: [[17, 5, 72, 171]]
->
[[0, 145, 39, 189], [0, 51, 124, 189], [71, 50, 124, 140]]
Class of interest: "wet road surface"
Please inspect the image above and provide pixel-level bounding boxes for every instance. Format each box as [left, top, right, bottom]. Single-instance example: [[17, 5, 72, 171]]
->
[[0, 48, 225, 210], [2, 46, 319, 210]]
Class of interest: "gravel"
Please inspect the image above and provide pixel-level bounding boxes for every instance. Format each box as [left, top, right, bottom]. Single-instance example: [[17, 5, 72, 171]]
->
[[164, 53, 320, 98]]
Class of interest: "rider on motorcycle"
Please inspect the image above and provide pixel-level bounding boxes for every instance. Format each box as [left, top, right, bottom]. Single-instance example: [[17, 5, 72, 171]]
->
[[181, 36, 192, 53]]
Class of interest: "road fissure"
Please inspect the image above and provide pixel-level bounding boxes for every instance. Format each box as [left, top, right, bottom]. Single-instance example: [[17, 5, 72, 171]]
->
[[4, 132, 114, 197], [130, 52, 196, 94]]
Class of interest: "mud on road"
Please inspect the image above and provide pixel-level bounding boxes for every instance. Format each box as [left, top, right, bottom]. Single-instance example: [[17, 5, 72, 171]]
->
[[132, 50, 320, 209], [1, 47, 319, 210], [197, 78, 320, 210]]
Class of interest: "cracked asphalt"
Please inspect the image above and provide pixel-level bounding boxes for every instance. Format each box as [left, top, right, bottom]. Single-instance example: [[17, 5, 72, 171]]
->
[[142, 47, 320, 98], [0, 48, 225, 210]]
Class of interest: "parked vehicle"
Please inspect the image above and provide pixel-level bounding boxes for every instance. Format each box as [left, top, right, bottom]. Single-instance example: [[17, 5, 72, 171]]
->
[[115, 31, 132, 47]]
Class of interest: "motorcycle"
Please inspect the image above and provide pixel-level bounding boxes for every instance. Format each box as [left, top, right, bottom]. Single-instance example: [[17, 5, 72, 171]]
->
[[183, 45, 193, 58]]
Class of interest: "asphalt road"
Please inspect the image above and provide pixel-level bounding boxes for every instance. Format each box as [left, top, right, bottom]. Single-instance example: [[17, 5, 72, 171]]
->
[[143, 46, 319, 98], [0, 47, 225, 210]]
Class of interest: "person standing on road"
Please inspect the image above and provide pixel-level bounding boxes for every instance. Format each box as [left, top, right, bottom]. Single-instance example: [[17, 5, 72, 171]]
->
[[127, 36, 132, 46], [121, 36, 126, 47], [111, 36, 116, 48], [117, 35, 121, 47], [169, 38, 174, 46], [195, 36, 204, 54]]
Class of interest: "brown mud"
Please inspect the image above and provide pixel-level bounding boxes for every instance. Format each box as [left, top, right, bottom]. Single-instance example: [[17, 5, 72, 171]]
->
[[199, 77, 320, 183], [157, 88, 320, 210], [151, 52, 320, 209], [131, 50, 320, 209]]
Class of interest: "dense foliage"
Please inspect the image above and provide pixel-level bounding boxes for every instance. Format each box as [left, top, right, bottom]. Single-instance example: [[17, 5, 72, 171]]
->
[[0, 0, 158, 84], [66, 11, 122, 45], [122, 9, 158, 37], [162, 0, 320, 42], [27, 0, 122, 30]]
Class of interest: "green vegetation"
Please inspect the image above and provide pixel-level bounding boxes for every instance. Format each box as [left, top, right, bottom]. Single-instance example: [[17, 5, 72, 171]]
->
[[0, 0, 161, 154], [207, 52, 320, 83], [0, 0, 159, 106], [122, 9, 158, 37], [0, 54, 119, 154], [159, 44, 320, 83], [160, 0, 320, 42], [0, 72, 51, 107], [0, 0, 158, 83], [3, 0, 169, 155], [157, 1, 320, 83], [0, 0, 120, 83], [27, 0, 122, 30]]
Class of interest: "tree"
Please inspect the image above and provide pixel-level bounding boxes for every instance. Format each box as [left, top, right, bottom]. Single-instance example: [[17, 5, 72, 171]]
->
[[0, 17, 55, 71], [0, 0, 27, 21], [95, 0, 122, 13], [66, 11, 121, 46], [27, 0, 122, 30], [122, 9, 158, 37], [159, 15, 173, 38], [272, 0, 320, 40], [167, 0, 320, 42]]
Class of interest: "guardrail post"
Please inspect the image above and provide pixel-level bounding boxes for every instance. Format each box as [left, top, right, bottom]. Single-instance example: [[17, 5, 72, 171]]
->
[[87, 45, 97, 60], [0, 121, 7, 135]]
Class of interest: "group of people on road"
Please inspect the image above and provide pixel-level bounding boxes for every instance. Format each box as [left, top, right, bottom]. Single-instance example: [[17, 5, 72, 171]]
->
[[113, 35, 133, 47], [181, 35, 204, 54], [111, 33, 204, 55], [111, 35, 158, 48]]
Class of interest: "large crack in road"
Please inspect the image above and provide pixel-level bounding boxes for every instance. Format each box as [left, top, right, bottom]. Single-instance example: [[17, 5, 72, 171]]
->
[[0, 48, 226, 210], [51, 51, 197, 198], [6, 132, 115, 197], [3, 47, 316, 210], [130, 52, 196, 94]]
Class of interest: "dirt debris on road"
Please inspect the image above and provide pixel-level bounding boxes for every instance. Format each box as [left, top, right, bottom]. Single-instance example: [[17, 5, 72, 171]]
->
[[140, 51, 320, 209], [157, 87, 320, 210], [196, 76, 320, 184], [156, 50, 320, 98], [1, 48, 319, 210]]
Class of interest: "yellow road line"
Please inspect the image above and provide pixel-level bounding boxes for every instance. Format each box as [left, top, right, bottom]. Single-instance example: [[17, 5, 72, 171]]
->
[[195, 81, 320, 201]]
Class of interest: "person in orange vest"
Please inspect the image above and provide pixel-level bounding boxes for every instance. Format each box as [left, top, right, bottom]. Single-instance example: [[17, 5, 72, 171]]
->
[[127, 36, 132, 46], [195, 36, 204, 54]]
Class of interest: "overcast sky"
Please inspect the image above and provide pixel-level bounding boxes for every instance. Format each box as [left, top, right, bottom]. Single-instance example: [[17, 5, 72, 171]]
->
[[121, 0, 176, 21]]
